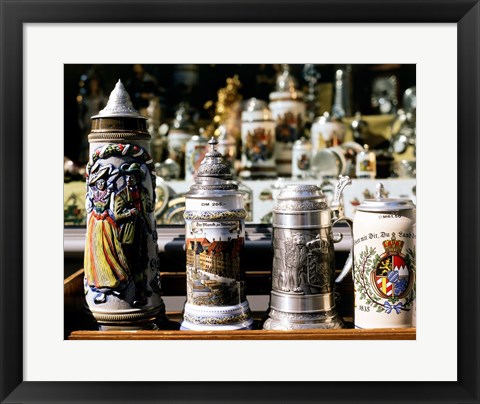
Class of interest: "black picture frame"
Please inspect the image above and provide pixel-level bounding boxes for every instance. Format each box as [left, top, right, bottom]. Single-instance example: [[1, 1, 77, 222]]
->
[[1, 1, 479, 403]]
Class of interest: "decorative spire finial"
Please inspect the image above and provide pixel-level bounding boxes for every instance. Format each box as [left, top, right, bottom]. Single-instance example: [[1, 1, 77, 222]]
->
[[92, 79, 143, 119], [208, 136, 218, 151]]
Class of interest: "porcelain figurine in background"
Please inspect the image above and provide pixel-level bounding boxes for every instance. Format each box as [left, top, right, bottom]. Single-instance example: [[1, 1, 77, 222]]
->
[[352, 183, 416, 329], [269, 65, 306, 177], [181, 137, 253, 330], [203, 75, 243, 146], [263, 176, 353, 330], [84, 79, 166, 330]]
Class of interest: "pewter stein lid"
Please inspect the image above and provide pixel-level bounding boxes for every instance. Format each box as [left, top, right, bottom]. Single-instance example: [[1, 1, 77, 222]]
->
[[357, 183, 415, 212], [89, 79, 149, 142], [92, 79, 145, 119], [241, 98, 273, 121], [186, 137, 238, 194], [273, 184, 326, 212]]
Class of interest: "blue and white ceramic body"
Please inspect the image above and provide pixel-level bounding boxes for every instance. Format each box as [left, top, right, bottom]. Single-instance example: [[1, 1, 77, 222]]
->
[[84, 80, 165, 330]]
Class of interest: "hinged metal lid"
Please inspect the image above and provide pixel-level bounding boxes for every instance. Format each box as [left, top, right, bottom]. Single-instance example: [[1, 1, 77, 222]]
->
[[91, 79, 145, 119], [89, 79, 149, 142], [356, 183, 415, 212], [273, 184, 327, 212]]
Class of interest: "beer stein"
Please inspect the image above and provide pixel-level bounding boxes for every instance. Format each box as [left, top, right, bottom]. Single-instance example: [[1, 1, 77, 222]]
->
[[181, 137, 253, 330], [185, 134, 208, 182], [240, 98, 277, 179], [264, 176, 353, 330], [311, 112, 346, 153], [269, 65, 306, 177], [84, 80, 165, 329], [292, 137, 312, 179], [352, 183, 416, 328]]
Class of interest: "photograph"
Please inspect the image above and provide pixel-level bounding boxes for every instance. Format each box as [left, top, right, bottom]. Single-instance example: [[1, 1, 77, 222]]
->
[[64, 63, 418, 338]]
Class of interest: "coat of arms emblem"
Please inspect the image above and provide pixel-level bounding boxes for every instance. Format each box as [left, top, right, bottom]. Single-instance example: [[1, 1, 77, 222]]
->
[[371, 233, 413, 301]]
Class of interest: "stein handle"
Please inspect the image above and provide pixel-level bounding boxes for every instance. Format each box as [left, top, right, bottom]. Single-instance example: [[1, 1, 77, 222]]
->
[[331, 175, 352, 221], [332, 216, 354, 284]]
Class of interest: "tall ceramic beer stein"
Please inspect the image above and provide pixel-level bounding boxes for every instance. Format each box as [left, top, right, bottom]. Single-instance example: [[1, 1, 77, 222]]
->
[[84, 80, 165, 329], [240, 98, 277, 179], [181, 137, 253, 330], [352, 183, 416, 328], [263, 176, 353, 330], [269, 65, 306, 177]]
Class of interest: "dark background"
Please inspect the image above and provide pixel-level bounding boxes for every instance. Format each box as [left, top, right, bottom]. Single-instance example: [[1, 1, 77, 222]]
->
[[64, 63, 416, 164]]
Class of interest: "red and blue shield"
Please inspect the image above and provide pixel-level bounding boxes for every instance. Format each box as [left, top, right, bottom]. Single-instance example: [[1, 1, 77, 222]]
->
[[373, 255, 410, 299]]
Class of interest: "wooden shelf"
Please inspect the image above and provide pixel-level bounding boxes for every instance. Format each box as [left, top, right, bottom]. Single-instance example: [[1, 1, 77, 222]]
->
[[65, 269, 416, 340], [69, 327, 415, 340]]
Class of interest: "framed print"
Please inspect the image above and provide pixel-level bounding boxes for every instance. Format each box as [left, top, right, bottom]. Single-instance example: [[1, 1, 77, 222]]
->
[[1, 0, 479, 403]]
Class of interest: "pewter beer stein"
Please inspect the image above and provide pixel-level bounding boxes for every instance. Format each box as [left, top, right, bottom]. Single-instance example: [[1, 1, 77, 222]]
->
[[84, 80, 166, 329], [264, 176, 353, 330], [181, 137, 253, 330]]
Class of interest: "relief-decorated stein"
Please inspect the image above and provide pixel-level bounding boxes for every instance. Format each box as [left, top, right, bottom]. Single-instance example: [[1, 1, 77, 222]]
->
[[352, 183, 416, 328], [84, 80, 166, 330], [263, 176, 353, 330], [181, 137, 253, 330]]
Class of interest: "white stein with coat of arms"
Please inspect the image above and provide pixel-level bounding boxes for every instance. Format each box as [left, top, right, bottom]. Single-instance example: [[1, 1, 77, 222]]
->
[[352, 183, 416, 329]]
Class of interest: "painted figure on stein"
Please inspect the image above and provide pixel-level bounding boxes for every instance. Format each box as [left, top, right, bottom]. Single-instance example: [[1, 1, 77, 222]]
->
[[113, 163, 154, 307], [84, 163, 129, 304]]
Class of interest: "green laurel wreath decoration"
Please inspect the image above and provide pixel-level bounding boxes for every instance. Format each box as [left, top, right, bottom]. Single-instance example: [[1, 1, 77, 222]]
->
[[403, 247, 416, 308], [354, 246, 385, 313]]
